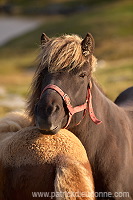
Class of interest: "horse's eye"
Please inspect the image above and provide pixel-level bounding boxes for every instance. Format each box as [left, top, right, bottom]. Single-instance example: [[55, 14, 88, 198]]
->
[[79, 72, 87, 78]]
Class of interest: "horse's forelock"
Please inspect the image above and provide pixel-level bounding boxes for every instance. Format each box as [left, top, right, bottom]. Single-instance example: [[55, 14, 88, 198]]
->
[[39, 34, 87, 72]]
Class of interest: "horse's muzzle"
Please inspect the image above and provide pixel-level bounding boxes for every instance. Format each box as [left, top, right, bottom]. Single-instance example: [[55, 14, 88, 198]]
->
[[35, 115, 62, 134], [34, 90, 66, 134]]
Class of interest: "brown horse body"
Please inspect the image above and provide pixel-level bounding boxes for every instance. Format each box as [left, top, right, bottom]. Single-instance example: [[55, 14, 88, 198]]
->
[[0, 113, 95, 200], [27, 33, 133, 199]]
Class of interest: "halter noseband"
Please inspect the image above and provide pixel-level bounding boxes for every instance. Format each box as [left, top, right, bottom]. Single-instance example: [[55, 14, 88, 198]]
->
[[40, 84, 102, 128]]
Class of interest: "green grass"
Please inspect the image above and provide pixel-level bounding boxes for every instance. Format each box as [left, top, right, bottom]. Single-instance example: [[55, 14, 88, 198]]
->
[[95, 58, 133, 100], [1, 0, 133, 59], [0, 0, 133, 116]]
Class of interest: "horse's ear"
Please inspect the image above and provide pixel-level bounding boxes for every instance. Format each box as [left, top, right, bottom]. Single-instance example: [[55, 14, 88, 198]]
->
[[81, 33, 95, 57], [41, 33, 50, 47]]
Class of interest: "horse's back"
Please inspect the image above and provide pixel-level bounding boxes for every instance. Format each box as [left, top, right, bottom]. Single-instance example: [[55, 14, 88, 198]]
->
[[0, 111, 31, 134], [114, 87, 133, 111], [0, 127, 94, 200]]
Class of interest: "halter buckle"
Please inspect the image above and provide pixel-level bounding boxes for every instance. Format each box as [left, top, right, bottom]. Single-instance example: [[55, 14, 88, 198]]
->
[[63, 94, 71, 105]]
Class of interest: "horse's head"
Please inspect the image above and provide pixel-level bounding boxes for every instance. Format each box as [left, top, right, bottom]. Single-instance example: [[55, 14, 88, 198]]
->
[[27, 33, 97, 134]]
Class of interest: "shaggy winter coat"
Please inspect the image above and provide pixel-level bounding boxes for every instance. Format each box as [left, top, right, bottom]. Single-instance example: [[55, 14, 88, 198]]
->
[[0, 112, 95, 200]]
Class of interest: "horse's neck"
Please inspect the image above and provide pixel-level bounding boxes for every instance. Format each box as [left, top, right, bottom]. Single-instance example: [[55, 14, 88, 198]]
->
[[91, 80, 130, 126], [72, 80, 131, 159]]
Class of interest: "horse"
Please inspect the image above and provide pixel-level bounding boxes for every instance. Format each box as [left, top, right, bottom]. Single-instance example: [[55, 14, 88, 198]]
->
[[0, 112, 95, 200], [27, 32, 133, 199], [0, 111, 31, 133], [114, 86, 133, 110], [0, 111, 32, 141]]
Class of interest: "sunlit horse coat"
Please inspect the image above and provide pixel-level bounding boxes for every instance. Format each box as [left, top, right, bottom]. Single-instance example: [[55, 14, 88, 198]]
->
[[0, 112, 95, 200]]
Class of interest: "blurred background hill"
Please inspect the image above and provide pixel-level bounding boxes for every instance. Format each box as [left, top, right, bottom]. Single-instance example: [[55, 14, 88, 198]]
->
[[0, 0, 133, 116]]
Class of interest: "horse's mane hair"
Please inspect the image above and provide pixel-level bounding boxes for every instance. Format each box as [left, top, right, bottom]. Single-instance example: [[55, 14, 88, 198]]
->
[[39, 34, 97, 73], [27, 34, 97, 121]]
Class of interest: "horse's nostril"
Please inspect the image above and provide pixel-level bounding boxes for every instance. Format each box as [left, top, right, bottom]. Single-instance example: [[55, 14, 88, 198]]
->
[[47, 106, 52, 114], [47, 105, 60, 115], [55, 105, 60, 112]]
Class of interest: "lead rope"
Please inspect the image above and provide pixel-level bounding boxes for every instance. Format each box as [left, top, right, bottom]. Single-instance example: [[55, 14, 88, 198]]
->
[[88, 86, 102, 125]]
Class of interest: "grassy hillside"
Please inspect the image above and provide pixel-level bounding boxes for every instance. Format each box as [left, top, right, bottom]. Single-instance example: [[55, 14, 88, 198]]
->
[[0, 0, 133, 116]]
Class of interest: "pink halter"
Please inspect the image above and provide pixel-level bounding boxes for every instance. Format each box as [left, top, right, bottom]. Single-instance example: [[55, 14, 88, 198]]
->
[[40, 84, 102, 128]]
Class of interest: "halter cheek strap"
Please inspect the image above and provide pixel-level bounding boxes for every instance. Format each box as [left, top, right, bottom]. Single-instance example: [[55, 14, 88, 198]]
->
[[40, 84, 102, 128], [88, 88, 102, 125]]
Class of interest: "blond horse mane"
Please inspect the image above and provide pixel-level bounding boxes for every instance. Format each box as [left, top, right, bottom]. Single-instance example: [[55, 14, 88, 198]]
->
[[27, 34, 97, 121]]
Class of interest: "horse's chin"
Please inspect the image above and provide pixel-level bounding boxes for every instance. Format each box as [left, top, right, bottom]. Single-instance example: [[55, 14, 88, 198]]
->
[[35, 115, 68, 135], [39, 126, 61, 135]]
